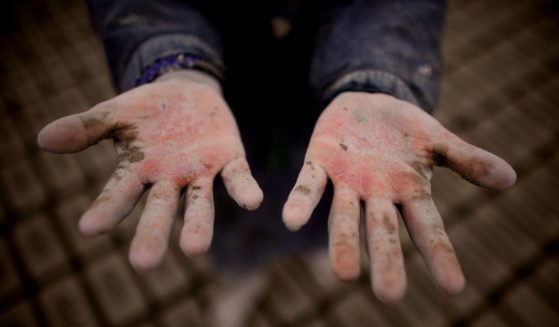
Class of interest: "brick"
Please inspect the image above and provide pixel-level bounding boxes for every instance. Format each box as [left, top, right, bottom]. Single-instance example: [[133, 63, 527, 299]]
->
[[524, 91, 559, 130], [86, 253, 147, 326], [502, 284, 559, 326], [250, 313, 273, 327], [302, 250, 346, 295], [497, 167, 559, 244], [140, 251, 190, 303], [35, 152, 85, 196], [521, 162, 559, 212], [39, 275, 99, 327], [470, 205, 538, 267], [392, 255, 446, 327], [446, 1, 535, 61], [114, 195, 145, 241], [267, 262, 314, 324], [0, 301, 39, 327], [471, 312, 509, 327], [74, 141, 116, 182], [302, 319, 328, 327], [534, 255, 559, 293], [137, 323, 157, 327], [445, 229, 485, 318], [54, 194, 112, 260], [13, 214, 69, 282], [431, 167, 480, 218], [446, 219, 511, 295], [0, 114, 26, 167], [330, 290, 390, 327], [405, 254, 462, 321], [461, 107, 550, 165], [14, 98, 52, 147], [159, 298, 204, 327], [0, 238, 22, 300], [540, 77, 559, 106], [1, 160, 47, 213]]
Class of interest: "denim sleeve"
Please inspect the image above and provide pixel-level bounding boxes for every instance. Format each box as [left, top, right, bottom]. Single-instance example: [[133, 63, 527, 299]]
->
[[310, 0, 446, 113], [87, 0, 224, 92]]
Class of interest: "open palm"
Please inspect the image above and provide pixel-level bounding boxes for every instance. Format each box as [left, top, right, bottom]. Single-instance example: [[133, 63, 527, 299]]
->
[[283, 92, 516, 302], [38, 71, 263, 271]]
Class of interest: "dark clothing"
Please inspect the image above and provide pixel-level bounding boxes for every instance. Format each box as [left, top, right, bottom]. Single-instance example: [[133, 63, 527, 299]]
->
[[86, 0, 446, 268], [87, 0, 445, 111]]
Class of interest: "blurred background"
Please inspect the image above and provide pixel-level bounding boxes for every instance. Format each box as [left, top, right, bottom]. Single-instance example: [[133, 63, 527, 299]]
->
[[1, 0, 558, 326]]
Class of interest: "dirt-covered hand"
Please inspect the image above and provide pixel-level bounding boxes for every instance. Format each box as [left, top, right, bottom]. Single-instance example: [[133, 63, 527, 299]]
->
[[38, 71, 263, 271], [283, 92, 516, 302]]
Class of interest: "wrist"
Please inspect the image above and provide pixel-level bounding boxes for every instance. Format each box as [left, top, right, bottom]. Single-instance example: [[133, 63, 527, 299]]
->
[[154, 70, 222, 94], [320, 69, 421, 112]]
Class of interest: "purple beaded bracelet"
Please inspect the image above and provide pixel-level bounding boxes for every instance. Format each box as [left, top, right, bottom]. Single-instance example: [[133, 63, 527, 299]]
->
[[134, 53, 224, 87]]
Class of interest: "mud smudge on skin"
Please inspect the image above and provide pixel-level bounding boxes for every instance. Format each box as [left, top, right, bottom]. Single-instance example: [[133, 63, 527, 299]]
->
[[306, 161, 315, 171], [430, 143, 449, 167], [411, 189, 432, 201], [383, 214, 396, 234], [209, 106, 218, 117], [118, 146, 145, 164], [410, 160, 427, 177], [81, 116, 104, 132], [339, 143, 348, 151], [151, 192, 170, 201], [295, 184, 311, 195], [115, 132, 145, 171], [117, 125, 139, 143], [111, 169, 123, 182], [81, 111, 111, 145]]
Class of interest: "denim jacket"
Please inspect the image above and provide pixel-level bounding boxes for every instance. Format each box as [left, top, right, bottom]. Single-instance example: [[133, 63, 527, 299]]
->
[[87, 0, 446, 113]]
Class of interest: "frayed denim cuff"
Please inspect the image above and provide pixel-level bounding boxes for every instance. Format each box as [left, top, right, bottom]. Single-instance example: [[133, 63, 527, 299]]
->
[[320, 69, 422, 111], [120, 33, 224, 92]]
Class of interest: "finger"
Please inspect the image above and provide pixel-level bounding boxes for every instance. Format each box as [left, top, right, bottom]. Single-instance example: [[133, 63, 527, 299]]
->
[[79, 168, 144, 237], [328, 186, 361, 281], [221, 157, 263, 210], [402, 197, 465, 295], [37, 101, 115, 153], [283, 160, 328, 231], [180, 177, 215, 256], [129, 181, 180, 272], [432, 134, 516, 189], [365, 198, 406, 303]]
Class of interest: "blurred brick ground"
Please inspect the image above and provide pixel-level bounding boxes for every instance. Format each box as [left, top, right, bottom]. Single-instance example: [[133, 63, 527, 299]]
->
[[1, 0, 558, 326]]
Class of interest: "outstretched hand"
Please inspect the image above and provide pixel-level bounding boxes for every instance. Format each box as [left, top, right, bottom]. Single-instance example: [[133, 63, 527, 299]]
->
[[38, 71, 263, 271], [283, 92, 516, 302]]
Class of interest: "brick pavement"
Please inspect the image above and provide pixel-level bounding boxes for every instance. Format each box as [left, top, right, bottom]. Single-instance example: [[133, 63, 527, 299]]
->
[[0, 0, 558, 326]]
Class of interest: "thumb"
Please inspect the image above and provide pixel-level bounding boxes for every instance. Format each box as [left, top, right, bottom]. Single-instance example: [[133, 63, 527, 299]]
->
[[432, 133, 517, 190], [37, 103, 115, 153]]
